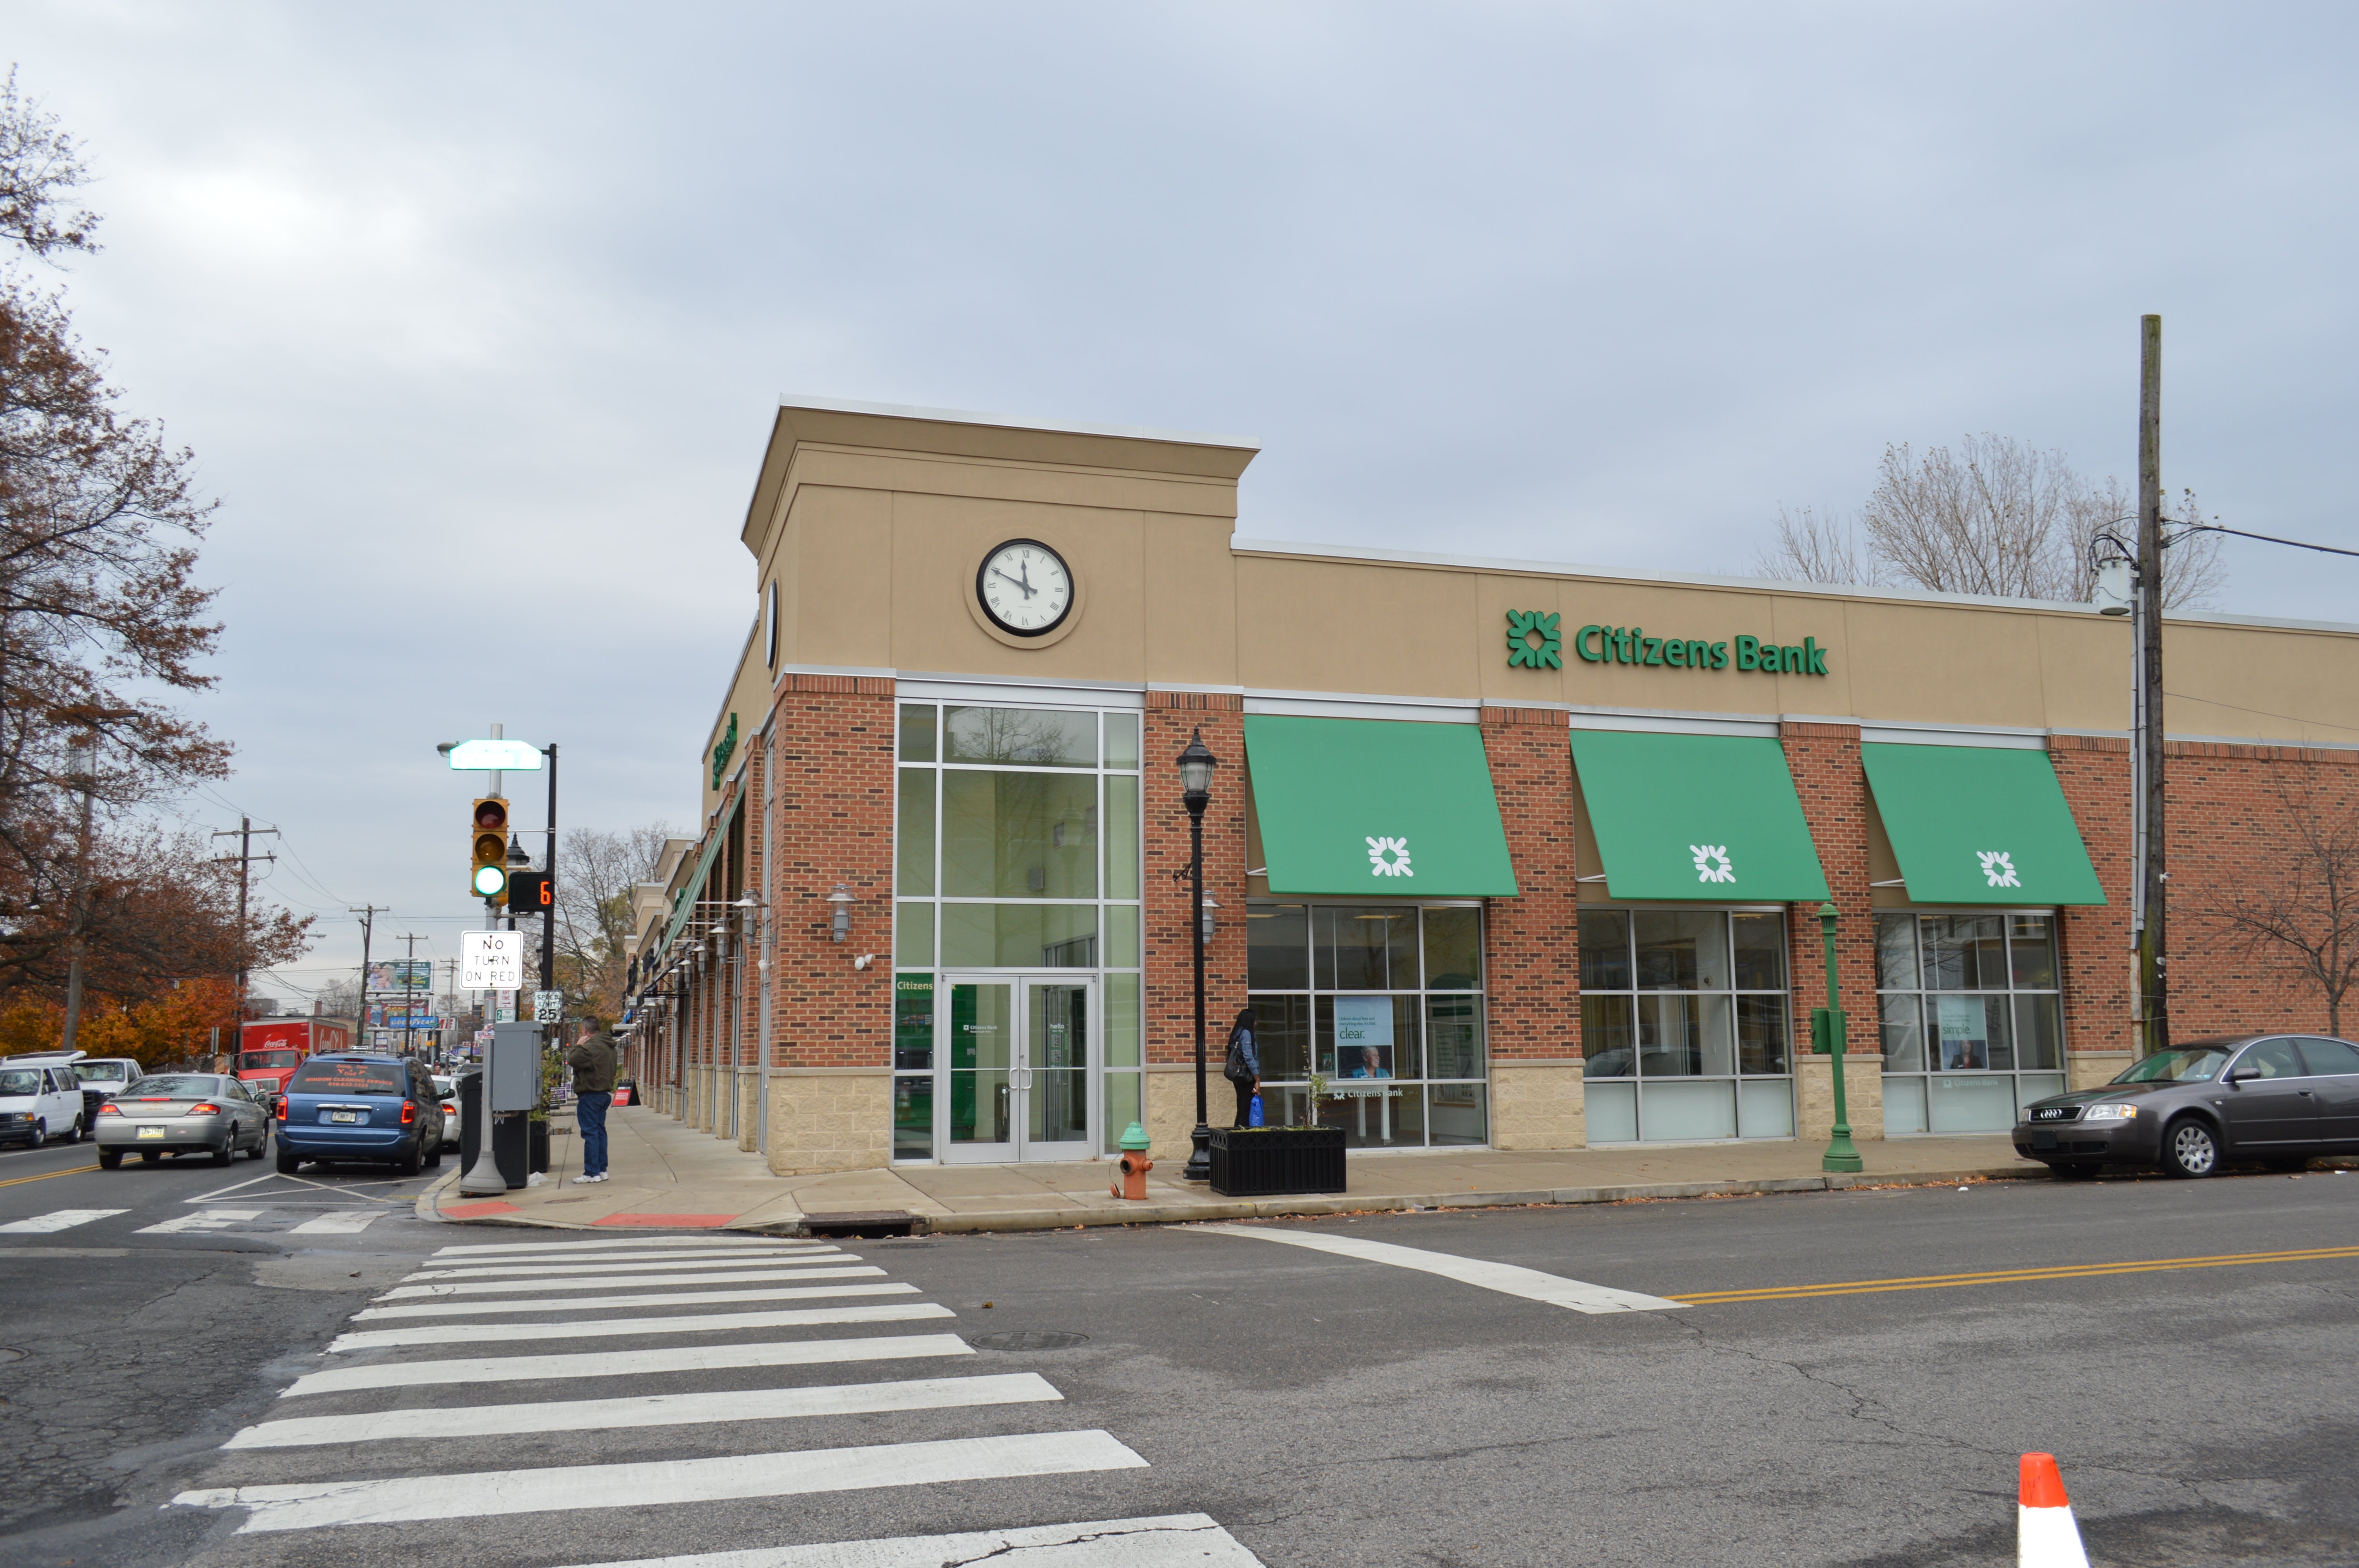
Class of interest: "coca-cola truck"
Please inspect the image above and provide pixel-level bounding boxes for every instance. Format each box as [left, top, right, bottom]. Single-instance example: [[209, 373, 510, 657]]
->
[[235, 1018, 353, 1112]]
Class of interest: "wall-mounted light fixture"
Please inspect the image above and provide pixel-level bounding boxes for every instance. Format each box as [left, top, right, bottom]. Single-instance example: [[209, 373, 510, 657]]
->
[[827, 884, 854, 944], [1201, 893, 1220, 942]]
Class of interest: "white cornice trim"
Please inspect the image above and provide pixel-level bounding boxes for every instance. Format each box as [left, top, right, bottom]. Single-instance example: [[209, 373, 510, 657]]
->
[[779, 393, 1257, 452]]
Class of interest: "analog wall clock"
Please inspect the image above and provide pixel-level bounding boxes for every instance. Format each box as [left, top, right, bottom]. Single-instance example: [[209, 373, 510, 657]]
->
[[975, 539, 1074, 637]]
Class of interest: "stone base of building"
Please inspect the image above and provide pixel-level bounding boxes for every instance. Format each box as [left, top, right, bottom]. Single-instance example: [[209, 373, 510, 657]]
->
[[1798, 1053, 1885, 1143], [1491, 1061, 1585, 1150], [2070, 1051, 2135, 1091], [738, 1067, 762, 1152], [764, 1071, 893, 1175], [1145, 1064, 1205, 1169]]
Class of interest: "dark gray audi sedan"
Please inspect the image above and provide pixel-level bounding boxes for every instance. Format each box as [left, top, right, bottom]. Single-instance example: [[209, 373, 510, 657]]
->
[[2014, 1034, 2359, 1178]]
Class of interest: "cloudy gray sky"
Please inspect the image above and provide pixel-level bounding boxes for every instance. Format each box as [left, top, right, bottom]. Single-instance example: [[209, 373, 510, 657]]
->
[[11, 2, 2357, 1004]]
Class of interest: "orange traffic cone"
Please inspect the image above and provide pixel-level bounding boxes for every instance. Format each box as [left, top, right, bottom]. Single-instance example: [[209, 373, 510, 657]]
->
[[2018, 1452, 2090, 1568]]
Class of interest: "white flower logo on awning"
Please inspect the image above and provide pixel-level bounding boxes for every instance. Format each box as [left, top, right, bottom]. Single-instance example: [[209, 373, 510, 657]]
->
[[1690, 844, 1735, 884], [1978, 851, 2020, 888], [1367, 836, 1414, 877]]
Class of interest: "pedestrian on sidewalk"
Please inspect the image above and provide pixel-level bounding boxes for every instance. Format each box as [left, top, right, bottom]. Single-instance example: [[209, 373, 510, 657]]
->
[[566, 1018, 619, 1185], [1223, 1005, 1259, 1127]]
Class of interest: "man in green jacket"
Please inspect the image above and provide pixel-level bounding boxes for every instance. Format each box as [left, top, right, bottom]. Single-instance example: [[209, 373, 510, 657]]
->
[[565, 1020, 619, 1184]]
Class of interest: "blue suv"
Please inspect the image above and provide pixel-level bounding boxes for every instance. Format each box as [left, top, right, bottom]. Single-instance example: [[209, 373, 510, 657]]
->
[[275, 1053, 445, 1176]]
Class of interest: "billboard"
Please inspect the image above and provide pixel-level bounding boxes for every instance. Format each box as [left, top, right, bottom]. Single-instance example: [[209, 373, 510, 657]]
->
[[367, 960, 434, 994]]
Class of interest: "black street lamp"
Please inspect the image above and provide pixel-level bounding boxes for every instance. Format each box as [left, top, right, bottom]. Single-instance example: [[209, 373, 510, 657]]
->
[[1177, 728, 1218, 1181]]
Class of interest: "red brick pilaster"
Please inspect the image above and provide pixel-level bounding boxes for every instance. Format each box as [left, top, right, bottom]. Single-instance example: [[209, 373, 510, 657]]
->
[[1780, 723, 1876, 1024], [765, 674, 896, 1071], [2046, 735, 2134, 1056], [1480, 707, 1580, 1060], [1143, 693, 1248, 1069]]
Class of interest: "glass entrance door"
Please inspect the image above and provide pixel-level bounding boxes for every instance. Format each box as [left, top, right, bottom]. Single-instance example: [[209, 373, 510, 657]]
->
[[943, 976, 1094, 1163]]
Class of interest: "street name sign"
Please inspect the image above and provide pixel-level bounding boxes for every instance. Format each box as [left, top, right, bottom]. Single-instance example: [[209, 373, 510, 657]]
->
[[461, 929, 524, 990], [445, 738, 543, 771]]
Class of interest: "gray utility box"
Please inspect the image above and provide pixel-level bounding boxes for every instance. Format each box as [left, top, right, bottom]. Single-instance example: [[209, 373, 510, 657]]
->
[[490, 1022, 543, 1111]]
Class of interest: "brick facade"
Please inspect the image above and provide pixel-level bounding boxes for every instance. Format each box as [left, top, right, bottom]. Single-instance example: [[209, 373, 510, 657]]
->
[[1479, 707, 1581, 1062], [1779, 722, 1877, 1026], [1143, 693, 1249, 1072]]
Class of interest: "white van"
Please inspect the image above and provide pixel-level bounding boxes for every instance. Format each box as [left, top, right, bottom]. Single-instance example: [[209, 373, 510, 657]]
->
[[0, 1061, 87, 1147], [64, 1058, 142, 1100]]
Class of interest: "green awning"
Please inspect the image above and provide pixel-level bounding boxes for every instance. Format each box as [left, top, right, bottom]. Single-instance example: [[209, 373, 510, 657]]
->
[[661, 810, 732, 952], [1568, 730, 1830, 901], [1860, 743, 2106, 905], [1244, 716, 1518, 897]]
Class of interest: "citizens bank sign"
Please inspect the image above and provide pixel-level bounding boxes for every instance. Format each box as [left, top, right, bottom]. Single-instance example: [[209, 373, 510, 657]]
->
[[1505, 610, 1830, 677]]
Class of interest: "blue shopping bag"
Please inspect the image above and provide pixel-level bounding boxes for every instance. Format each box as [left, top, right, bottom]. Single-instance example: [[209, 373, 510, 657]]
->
[[1247, 1092, 1265, 1127]]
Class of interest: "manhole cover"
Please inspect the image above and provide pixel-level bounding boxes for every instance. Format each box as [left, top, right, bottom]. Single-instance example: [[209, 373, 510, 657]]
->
[[967, 1330, 1089, 1352], [0, 1348, 24, 1363]]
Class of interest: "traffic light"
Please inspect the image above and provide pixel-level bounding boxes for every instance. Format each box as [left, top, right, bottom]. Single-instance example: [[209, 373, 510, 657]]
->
[[508, 869, 554, 915], [471, 797, 510, 901]]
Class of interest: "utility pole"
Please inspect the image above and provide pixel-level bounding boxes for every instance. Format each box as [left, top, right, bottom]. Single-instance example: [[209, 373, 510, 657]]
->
[[541, 743, 558, 1017], [2134, 314, 2170, 1056], [58, 738, 96, 1054], [211, 817, 280, 1026], [349, 904, 387, 1044], [395, 933, 426, 1057]]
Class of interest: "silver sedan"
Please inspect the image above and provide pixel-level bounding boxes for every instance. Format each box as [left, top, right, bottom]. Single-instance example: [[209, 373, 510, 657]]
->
[[95, 1074, 272, 1169]]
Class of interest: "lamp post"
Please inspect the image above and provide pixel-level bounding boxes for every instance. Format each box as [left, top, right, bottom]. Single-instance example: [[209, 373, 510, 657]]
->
[[1814, 902, 1863, 1174], [1177, 728, 1218, 1181]]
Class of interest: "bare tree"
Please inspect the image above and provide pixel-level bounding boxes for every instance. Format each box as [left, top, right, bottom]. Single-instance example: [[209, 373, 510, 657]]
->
[[2209, 766, 2359, 1037], [555, 821, 675, 1019], [1754, 435, 2225, 608]]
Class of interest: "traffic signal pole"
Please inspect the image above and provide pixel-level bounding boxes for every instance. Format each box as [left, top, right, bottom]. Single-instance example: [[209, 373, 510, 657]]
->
[[541, 744, 558, 1014]]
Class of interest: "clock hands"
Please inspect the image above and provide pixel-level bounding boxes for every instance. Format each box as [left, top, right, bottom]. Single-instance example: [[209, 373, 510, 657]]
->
[[991, 567, 1035, 599]]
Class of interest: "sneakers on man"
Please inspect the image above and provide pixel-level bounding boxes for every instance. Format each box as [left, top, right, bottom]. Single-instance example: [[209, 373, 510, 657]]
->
[[573, 1172, 608, 1184]]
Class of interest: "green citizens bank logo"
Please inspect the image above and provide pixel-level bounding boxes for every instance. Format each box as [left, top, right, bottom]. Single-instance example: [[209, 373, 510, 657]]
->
[[1503, 613, 1830, 675]]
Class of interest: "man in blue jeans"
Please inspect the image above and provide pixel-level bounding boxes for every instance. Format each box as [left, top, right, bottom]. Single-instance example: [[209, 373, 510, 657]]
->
[[565, 1019, 619, 1184]]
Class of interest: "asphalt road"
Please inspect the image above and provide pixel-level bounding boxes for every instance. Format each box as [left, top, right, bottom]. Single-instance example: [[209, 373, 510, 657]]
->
[[1, 1153, 2351, 1567]]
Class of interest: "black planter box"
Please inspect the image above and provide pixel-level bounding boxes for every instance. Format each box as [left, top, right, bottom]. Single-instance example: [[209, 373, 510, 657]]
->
[[1208, 1126, 1347, 1197]]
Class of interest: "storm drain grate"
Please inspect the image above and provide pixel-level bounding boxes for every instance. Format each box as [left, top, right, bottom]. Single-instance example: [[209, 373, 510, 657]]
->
[[799, 1210, 922, 1239], [967, 1330, 1089, 1352]]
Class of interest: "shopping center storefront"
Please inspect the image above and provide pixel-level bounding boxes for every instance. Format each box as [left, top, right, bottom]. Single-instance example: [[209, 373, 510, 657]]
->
[[621, 395, 2359, 1174]]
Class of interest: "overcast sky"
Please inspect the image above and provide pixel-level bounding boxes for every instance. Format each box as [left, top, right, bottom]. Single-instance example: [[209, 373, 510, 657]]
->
[[11, 2, 2358, 1005]]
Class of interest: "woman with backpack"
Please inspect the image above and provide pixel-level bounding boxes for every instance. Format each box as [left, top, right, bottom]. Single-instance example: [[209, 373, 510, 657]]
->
[[1222, 1005, 1260, 1126]]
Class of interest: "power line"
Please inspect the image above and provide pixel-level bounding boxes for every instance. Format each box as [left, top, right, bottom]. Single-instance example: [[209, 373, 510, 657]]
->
[[2175, 522, 2359, 561]]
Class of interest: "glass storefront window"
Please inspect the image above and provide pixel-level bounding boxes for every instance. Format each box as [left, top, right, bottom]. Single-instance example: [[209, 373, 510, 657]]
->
[[1578, 907, 1793, 1142], [1877, 911, 2067, 1134], [1247, 902, 1485, 1149]]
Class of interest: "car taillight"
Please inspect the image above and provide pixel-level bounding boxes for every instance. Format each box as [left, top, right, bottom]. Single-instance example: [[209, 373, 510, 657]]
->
[[187, 1103, 221, 1116], [401, 1100, 417, 1124], [97, 1103, 120, 1116], [275, 1098, 287, 1121]]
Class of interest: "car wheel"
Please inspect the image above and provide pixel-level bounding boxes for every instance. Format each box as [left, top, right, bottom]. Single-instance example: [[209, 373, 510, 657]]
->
[[246, 1134, 267, 1160], [139, 1150, 160, 1165], [62, 1116, 81, 1145], [276, 1146, 300, 1174], [28, 1120, 44, 1149], [395, 1142, 422, 1177], [422, 1140, 442, 1170], [2162, 1116, 2220, 1178], [98, 1150, 122, 1169], [2049, 1163, 2101, 1180], [211, 1142, 234, 1167]]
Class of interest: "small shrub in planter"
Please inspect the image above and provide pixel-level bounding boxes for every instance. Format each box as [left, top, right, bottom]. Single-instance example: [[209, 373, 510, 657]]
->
[[1209, 1079, 1345, 1196]]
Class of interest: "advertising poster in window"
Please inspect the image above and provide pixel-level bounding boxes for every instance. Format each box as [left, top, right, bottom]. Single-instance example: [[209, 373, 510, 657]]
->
[[1936, 996, 1987, 1070], [1333, 994, 1394, 1079]]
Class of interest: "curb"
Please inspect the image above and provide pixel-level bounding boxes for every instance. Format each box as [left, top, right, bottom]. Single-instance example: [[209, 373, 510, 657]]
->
[[418, 1162, 2046, 1234]]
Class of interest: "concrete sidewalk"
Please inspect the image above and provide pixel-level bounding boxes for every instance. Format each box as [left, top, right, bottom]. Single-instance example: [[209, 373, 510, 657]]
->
[[417, 1104, 2051, 1234]]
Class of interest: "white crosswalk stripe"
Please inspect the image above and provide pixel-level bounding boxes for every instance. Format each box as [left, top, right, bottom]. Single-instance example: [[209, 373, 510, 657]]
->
[[377, 1263, 882, 1298], [178, 1430, 1150, 1533], [280, 1332, 975, 1397], [135, 1207, 264, 1235], [224, 1371, 1063, 1448], [551, 1513, 1265, 1568], [172, 1222, 1266, 1564], [403, 1247, 844, 1279], [289, 1210, 383, 1234], [329, 1301, 956, 1351], [0, 1208, 128, 1233], [349, 1278, 911, 1320]]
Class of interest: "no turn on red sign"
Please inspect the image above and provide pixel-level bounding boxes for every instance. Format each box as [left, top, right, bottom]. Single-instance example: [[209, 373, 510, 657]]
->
[[461, 929, 524, 990]]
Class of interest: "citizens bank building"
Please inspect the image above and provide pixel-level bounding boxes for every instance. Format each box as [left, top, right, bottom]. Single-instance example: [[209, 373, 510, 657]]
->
[[620, 396, 2359, 1173]]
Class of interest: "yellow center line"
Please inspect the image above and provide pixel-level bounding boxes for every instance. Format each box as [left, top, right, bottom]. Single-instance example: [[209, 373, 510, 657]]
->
[[0, 1162, 102, 1189], [1672, 1244, 2359, 1304]]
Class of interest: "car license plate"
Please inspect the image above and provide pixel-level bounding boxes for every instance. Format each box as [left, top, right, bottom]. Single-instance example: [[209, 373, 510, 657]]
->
[[136, 1125, 166, 1139], [329, 1111, 360, 1124]]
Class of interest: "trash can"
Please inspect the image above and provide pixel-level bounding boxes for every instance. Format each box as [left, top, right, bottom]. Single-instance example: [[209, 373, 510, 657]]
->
[[457, 1070, 484, 1172]]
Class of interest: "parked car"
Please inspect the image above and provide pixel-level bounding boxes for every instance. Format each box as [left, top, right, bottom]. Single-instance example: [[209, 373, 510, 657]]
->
[[95, 1074, 271, 1167], [0, 1060, 87, 1147], [274, 1053, 444, 1176], [2015, 1034, 2359, 1178], [431, 1074, 463, 1152], [59, 1056, 142, 1130]]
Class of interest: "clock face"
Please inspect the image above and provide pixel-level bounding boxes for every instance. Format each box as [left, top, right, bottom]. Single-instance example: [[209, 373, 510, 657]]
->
[[975, 539, 1074, 637]]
